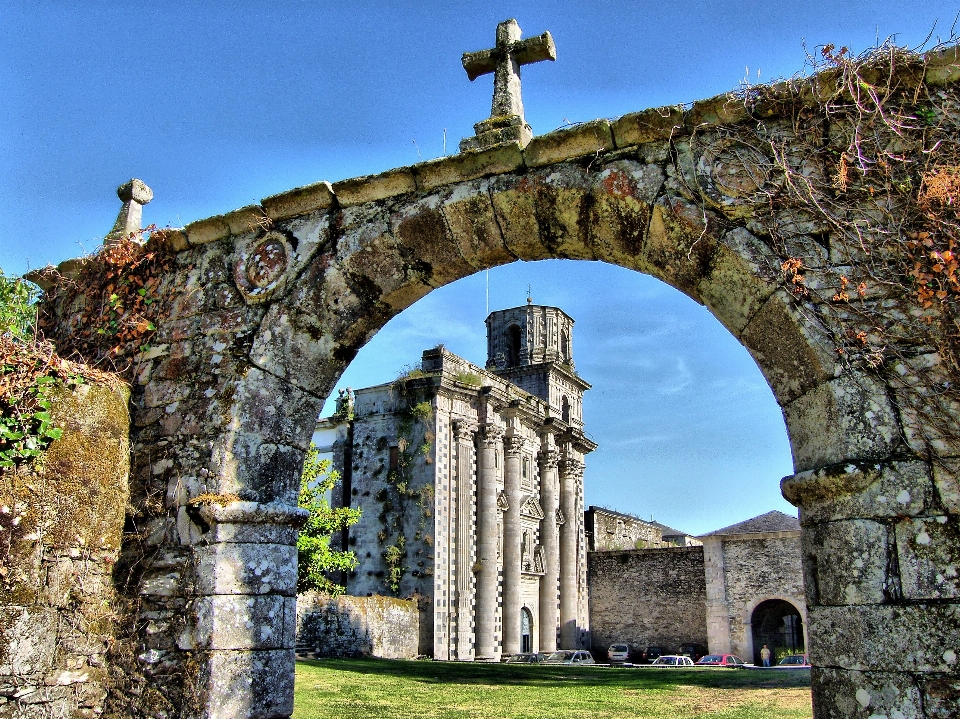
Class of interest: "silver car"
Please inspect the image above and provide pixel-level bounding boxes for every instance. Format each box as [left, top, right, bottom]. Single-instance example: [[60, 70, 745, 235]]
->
[[543, 650, 596, 665]]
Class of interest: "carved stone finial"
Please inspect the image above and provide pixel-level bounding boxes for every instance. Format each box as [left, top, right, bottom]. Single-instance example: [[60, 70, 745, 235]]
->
[[460, 19, 556, 152], [105, 178, 153, 246]]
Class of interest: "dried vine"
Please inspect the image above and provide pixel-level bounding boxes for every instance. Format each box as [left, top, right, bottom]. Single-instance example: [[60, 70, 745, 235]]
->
[[36, 230, 176, 377], [685, 40, 960, 455]]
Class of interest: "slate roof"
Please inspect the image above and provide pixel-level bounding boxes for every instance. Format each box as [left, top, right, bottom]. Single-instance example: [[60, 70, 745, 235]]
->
[[700, 510, 800, 537], [650, 521, 691, 538]]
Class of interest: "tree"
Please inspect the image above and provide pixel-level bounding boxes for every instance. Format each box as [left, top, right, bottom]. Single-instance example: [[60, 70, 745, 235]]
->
[[0, 269, 39, 340], [297, 445, 361, 594]]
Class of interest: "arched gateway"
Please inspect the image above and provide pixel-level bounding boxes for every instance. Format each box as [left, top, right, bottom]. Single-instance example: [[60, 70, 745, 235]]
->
[[35, 37, 960, 719]]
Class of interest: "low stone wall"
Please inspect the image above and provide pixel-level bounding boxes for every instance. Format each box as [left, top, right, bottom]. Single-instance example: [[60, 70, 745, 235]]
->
[[296, 593, 420, 659], [588, 547, 707, 657], [0, 382, 130, 718]]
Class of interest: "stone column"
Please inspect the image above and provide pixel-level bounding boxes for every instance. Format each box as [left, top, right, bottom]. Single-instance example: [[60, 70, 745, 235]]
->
[[537, 428, 560, 653], [474, 422, 503, 660], [453, 420, 477, 661], [558, 454, 583, 649], [501, 433, 524, 655], [187, 503, 308, 719]]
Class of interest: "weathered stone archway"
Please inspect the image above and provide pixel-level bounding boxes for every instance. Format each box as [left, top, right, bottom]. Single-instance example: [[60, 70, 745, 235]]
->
[[37, 46, 960, 719], [743, 595, 809, 665]]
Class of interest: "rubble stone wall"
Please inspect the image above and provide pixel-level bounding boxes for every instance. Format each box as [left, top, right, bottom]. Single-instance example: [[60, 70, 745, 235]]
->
[[587, 548, 707, 657], [0, 383, 130, 718], [296, 593, 420, 659]]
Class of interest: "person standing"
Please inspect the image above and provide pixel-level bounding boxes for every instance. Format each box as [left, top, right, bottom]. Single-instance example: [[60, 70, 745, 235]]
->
[[760, 644, 772, 667]]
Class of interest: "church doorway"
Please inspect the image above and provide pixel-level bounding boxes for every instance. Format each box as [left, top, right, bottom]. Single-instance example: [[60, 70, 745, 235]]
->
[[520, 608, 533, 654], [750, 599, 804, 665]]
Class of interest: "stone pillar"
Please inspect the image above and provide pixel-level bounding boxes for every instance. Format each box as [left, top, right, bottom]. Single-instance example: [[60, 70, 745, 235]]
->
[[105, 178, 152, 246], [186, 502, 308, 719], [501, 432, 524, 655], [474, 421, 503, 660], [782, 457, 960, 719], [453, 420, 477, 661], [558, 455, 582, 649], [537, 428, 560, 653], [702, 536, 732, 655]]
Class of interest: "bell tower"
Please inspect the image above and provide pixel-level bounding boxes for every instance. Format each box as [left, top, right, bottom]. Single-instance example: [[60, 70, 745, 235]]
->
[[485, 301, 587, 429], [485, 302, 575, 371]]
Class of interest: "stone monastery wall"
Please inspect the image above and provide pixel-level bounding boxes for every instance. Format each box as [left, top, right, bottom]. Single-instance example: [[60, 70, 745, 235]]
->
[[587, 547, 708, 656], [296, 593, 420, 659]]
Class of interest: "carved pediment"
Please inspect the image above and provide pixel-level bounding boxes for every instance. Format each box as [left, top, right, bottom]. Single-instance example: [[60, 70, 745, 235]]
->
[[497, 491, 509, 511], [520, 495, 544, 520]]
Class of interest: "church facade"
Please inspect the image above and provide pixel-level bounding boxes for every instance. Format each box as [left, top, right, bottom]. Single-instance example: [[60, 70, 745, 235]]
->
[[317, 303, 595, 660]]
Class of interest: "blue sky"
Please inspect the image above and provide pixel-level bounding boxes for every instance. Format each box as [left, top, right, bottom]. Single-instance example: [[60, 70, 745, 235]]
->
[[2, 1, 954, 533]]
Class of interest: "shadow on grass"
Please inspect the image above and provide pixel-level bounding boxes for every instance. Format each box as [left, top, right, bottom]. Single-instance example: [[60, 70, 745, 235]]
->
[[297, 658, 811, 691]]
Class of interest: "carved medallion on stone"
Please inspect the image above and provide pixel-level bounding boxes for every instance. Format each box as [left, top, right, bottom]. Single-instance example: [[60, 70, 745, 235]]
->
[[233, 232, 292, 303], [695, 136, 782, 218]]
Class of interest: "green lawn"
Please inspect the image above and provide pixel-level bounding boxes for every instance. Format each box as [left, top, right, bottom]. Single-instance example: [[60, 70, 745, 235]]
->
[[293, 659, 812, 719]]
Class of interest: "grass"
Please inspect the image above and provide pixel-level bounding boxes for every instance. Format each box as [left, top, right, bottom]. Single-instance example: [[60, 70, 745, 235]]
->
[[293, 659, 812, 719]]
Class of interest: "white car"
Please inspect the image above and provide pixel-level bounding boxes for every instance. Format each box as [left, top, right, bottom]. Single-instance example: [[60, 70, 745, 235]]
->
[[607, 643, 630, 664], [651, 655, 695, 667]]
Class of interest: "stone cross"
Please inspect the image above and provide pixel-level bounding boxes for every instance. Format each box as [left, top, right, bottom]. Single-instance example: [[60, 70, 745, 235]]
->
[[105, 178, 153, 246], [459, 19, 556, 152]]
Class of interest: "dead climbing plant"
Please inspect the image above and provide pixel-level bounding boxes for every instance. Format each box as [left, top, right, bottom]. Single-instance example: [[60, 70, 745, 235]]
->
[[37, 229, 176, 378], [683, 38, 960, 453]]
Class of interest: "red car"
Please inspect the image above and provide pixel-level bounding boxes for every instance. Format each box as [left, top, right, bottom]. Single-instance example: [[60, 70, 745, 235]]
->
[[695, 654, 747, 668]]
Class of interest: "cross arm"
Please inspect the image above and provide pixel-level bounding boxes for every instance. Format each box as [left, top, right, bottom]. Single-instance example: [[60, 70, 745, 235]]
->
[[511, 32, 556, 66], [462, 49, 497, 81]]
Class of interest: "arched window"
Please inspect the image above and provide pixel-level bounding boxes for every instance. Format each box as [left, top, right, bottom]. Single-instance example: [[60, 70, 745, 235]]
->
[[507, 325, 521, 366], [560, 329, 569, 362], [561, 396, 570, 423]]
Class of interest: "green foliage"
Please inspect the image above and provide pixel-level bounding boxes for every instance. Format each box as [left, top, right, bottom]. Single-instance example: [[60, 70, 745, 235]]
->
[[452, 371, 481, 387], [0, 269, 39, 340], [0, 374, 64, 468], [297, 445, 361, 595]]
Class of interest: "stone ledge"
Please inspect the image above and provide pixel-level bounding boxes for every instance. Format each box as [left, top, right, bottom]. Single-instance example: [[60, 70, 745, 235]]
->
[[413, 143, 525, 192], [185, 215, 231, 246], [685, 93, 751, 128], [261, 180, 336, 222], [221, 205, 269, 237], [332, 167, 417, 207], [926, 45, 960, 86], [147, 228, 189, 253], [611, 106, 684, 148], [523, 120, 613, 168]]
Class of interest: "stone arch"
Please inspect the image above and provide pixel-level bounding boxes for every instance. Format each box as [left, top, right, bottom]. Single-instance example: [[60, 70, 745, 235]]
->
[[204, 160, 905, 716], [38, 61, 960, 716], [741, 594, 808, 666]]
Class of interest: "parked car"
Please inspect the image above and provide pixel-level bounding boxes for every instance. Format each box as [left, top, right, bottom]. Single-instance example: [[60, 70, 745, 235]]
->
[[640, 645, 664, 663], [543, 650, 596, 665], [777, 654, 810, 667], [503, 653, 548, 664], [696, 654, 747, 668], [651, 655, 694, 667], [607, 643, 630, 665], [679, 643, 706, 662]]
